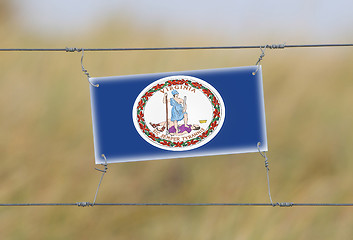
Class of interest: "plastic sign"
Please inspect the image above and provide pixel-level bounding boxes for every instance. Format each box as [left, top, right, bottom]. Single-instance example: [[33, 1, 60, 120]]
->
[[90, 66, 267, 164]]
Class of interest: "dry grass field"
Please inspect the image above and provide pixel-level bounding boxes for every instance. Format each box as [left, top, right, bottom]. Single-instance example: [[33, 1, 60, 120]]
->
[[1, 11, 353, 239]]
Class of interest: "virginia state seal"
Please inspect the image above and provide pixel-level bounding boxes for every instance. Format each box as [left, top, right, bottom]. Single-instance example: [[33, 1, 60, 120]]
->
[[132, 75, 225, 151]]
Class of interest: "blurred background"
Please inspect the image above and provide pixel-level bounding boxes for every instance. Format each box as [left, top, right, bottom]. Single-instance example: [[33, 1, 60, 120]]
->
[[1, 0, 353, 239]]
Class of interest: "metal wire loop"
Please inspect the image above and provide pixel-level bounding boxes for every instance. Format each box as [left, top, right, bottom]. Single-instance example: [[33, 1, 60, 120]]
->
[[95, 154, 108, 173], [92, 154, 108, 206], [80, 49, 99, 87], [257, 142, 274, 205], [252, 46, 267, 75], [257, 142, 269, 169]]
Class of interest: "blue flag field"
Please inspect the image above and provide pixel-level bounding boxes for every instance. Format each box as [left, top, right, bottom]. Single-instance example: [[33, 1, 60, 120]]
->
[[90, 66, 267, 164]]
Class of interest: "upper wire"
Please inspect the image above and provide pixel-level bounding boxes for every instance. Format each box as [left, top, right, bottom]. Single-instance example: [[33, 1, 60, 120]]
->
[[1, 43, 353, 52]]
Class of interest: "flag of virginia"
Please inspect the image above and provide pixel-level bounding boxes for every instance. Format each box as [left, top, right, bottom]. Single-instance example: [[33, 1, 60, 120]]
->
[[90, 66, 267, 164]]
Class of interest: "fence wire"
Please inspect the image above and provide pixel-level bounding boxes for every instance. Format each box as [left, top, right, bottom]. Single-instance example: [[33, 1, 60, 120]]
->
[[0, 43, 352, 52], [1, 202, 353, 207], [1, 42, 353, 207]]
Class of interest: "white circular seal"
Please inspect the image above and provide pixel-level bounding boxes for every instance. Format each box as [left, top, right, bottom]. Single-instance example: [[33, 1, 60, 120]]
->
[[132, 75, 225, 151]]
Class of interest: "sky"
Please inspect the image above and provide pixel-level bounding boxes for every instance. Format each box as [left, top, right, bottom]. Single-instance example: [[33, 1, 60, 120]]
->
[[10, 0, 353, 43]]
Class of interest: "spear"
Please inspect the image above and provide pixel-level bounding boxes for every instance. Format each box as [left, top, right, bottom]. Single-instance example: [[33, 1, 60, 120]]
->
[[184, 96, 187, 110], [165, 94, 169, 135]]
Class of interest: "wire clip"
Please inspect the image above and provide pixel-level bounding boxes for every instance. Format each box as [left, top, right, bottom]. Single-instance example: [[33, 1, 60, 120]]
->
[[76, 202, 92, 207], [66, 47, 99, 87], [274, 202, 294, 207], [266, 44, 286, 49], [252, 43, 285, 75], [252, 46, 267, 75], [65, 47, 82, 52], [257, 142, 270, 171], [95, 154, 108, 173]]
